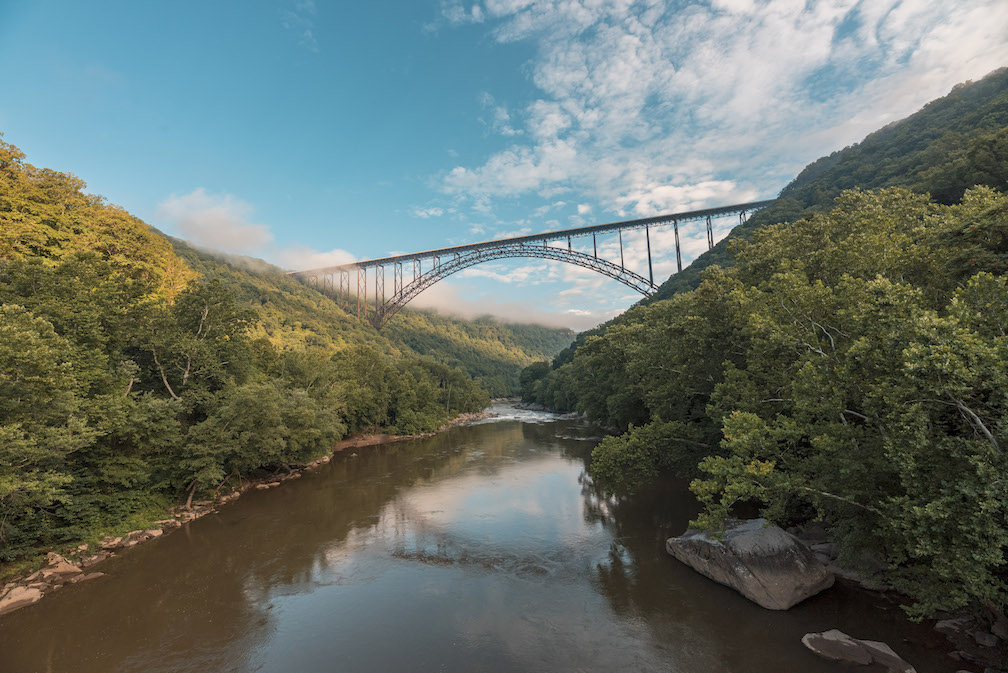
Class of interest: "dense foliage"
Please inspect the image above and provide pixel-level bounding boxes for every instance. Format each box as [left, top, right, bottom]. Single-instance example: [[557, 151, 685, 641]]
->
[[521, 70, 1008, 617], [529, 187, 1008, 616], [0, 138, 569, 564]]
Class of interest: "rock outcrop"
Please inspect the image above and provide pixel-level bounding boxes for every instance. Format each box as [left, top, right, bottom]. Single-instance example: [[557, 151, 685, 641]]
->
[[0, 586, 43, 616], [39, 553, 82, 581], [802, 629, 917, 673], [666, 518, 834, 610]]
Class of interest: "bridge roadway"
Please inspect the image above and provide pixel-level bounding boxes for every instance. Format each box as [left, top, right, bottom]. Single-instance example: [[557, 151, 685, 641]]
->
[[289, 199, 774, 328]]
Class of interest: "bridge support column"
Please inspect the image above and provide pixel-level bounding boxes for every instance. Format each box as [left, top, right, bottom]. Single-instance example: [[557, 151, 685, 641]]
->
[[358, 266, 367, 320], [706, 215, 714, 249], [593, 233, 597, 258], [619, 230, 624, 269], [646, 225, 653, 285], [339, 269, 349, 311], [674, 219, 682, 272]]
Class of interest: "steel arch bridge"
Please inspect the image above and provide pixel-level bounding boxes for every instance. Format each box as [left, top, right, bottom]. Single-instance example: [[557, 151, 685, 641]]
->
[[288, 199, 774, 328]]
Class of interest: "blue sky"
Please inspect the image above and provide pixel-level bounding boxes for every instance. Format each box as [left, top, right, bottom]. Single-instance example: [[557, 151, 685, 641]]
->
[[2, 1, 1007, 329]]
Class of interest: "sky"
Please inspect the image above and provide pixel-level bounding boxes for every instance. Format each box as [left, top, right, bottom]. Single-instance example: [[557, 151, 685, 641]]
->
[[2, 0, 1007, 330]]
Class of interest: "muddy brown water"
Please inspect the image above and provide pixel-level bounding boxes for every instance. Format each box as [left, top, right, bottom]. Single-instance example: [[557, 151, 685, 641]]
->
[[0, 404, 948, 672]]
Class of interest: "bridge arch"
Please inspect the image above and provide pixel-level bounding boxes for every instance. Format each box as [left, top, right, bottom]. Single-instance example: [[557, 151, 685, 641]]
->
[[369, 244, 655, 328], [290, 199, 775, 329]]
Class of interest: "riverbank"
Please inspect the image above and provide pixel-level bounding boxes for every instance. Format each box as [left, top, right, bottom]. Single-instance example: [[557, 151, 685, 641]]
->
[[332, 411, 496, 452], [0, 409, 497, 617]]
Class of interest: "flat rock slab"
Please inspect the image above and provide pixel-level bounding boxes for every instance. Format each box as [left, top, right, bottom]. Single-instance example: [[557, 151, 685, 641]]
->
[[0, 586, 43, 616], [802, 629, 917, 673], [666, 518, 834, 610]]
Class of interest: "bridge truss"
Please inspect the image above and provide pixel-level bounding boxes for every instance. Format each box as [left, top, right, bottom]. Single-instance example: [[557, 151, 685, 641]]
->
[[289, 199, 774, 329]]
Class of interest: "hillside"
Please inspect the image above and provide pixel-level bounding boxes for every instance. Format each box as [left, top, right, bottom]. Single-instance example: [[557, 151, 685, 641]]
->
[[0, 137, 569, 564], [649, 66, 1008, 302], [169, 242, 573, 397], [519, 70, 1008, 618]]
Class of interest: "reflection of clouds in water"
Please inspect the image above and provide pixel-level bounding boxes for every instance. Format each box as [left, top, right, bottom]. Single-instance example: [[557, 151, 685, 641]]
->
[[388, 456, 597, 552]]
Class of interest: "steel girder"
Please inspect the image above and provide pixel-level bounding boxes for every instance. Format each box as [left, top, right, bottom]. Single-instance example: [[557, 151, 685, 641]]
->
[[365, 243, 656, 329]]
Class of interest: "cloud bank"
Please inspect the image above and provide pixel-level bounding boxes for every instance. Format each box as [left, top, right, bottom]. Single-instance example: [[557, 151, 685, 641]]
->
[[156, 188, 354, 271], [157, 188, 273, 253], [439, 0, 1008, 218]]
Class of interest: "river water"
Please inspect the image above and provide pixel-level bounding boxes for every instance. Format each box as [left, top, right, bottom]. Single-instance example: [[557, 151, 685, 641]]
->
[[0, 404, 946, 672]]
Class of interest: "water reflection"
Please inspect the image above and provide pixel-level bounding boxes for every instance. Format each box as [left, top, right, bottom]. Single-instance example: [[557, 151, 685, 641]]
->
[[0, 405, 945, 673]]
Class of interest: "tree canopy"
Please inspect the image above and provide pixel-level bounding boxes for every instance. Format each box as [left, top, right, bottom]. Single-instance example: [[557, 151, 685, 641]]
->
[[0, 137, 571, 565], [520, 68, 1008, 617]]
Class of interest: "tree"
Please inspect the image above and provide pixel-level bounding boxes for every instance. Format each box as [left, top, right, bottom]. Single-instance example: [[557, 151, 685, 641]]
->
[[0, 305, 93, 557]]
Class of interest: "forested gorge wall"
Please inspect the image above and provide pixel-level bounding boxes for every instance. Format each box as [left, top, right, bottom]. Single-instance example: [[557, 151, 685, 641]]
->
[[520, 69, 1008, 617], [0, 138, 568, 565]]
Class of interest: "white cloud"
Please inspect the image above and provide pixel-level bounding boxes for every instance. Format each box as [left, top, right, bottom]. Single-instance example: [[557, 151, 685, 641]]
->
[[273, 245, 356, 271], [491, 226, 533, 239], [406, 279, 586, 328], [480, 91, 524, 137], [412, 206, 445, 219], [282, 0, 319, 52], [458, 261, 558, 284], [533, 200, 566, 216], [157, 188, 273, 253], [439, 0, 1008, 220], [157, 187, 357, 272]]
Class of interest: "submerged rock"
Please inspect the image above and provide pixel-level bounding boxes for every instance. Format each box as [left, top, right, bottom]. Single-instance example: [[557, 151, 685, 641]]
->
[[802, 629, 917, 673], [801, 630, 872, 664], [69, 572, 105, 584], [666, 518, 834, 610]]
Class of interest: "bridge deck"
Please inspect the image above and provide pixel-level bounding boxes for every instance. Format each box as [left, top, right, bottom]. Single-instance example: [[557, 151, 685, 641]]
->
[[288, 199, 774, 275]]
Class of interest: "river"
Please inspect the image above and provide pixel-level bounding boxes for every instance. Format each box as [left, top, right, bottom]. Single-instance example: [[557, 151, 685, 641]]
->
[[0, 403, 945, 672]]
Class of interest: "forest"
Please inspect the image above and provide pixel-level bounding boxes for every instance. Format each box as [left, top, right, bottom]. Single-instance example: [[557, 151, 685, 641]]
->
[[0, 137, 570, 565], [521, 69, 1008, 617]]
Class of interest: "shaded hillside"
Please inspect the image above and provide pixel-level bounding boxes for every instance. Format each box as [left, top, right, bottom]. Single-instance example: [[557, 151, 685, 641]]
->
[[650, 66, 1008, 302]]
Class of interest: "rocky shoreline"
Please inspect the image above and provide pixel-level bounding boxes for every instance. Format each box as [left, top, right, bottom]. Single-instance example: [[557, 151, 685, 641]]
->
[[0, 409, 496, 618]]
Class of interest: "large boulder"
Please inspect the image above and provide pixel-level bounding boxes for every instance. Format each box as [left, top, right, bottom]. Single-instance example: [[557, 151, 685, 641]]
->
[[802, 629, 917, 673], [666, 518, 834, 610]]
